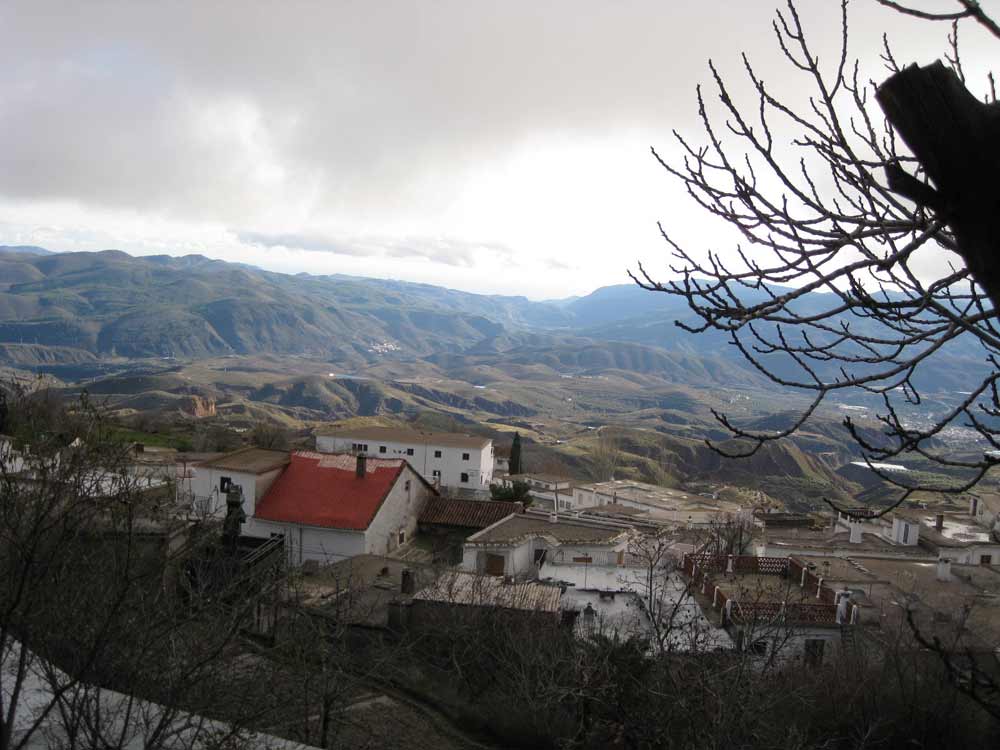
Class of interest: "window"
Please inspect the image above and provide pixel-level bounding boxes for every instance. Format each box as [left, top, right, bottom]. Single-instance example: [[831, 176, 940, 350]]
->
[[397, 530, 406, 546], [747, 640, 768, 656], [981, 555, 993, 565], [219, 476, 232, 493], [404, 480, 411, 491], [353, 443, 368, 452], [902, 523, 909, 544], [432, 469, 441, 479], [460, 472, 469, 483], [379, 445, 387, 453], [406, 448, 414, 456], [462, 452, 470, 461], [434, 450, 442, 458]]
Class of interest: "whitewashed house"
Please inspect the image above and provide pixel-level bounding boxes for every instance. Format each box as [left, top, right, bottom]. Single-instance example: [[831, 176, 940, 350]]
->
[[461, 509, 633, 578], [247, 452, 437, 565], [571, 479, 749, 525], [970, 492, 1000, 535], [183, 447, 290, 517], [0, 434, 26, 475], [316, 426, 493, 492]]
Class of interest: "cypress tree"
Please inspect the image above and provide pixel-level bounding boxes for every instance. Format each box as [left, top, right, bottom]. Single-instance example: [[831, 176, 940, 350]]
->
[[509, 432, 523, 475]]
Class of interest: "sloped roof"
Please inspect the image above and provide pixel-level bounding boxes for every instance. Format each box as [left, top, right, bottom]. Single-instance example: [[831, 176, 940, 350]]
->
[[419, 497, 523, 528], [195, 447, 290, 474], [468, 510, 631, 546], [413, 571, 562, 613], [254, 452, 407, 531]]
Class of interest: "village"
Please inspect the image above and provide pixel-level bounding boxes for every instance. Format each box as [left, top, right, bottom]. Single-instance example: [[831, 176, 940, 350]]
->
[[36, 422, 1000, 661], [4, 413, 1000, 748]]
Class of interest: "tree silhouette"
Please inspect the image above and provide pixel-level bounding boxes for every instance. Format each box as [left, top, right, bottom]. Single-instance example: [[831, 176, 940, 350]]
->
[[633, 0, 1000, 516], [509, 432, 523, 475]]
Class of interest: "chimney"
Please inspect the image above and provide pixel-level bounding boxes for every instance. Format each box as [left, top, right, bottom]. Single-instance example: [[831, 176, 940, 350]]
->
[[849, 520, 863, 544], [356, 453, 367, 478], [936, 557, 952, 582], [401, 569, 414, 595], [935, 513, 945, 531]]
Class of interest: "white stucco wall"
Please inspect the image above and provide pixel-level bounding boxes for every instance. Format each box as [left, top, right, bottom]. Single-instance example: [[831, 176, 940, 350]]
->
[[188, 468, 256, 517], [0, 438, 25, 474], [363, 464, 432, 555], [316, 435, 493, 489], [247, 517, 366, 565], [464, 538, 627, 576], [244, 464, 433, 566], [943, 544, 1000, 565], [187, 466, 283, 518]]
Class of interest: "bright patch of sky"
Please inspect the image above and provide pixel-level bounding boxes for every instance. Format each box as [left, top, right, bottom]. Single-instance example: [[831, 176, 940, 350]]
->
[[0, 1, 995, 298]]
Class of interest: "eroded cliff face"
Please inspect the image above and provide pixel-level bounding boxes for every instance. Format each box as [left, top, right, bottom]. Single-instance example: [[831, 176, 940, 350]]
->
[[181, 395, 216, 418]]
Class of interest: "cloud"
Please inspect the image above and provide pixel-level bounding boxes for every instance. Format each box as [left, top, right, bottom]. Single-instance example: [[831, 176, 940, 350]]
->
[[236, 229, 512, 268], [0, 1, 987, 296]]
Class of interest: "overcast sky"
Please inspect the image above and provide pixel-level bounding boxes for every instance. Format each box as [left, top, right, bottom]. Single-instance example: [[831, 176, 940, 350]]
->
[[1, 1, 995, 299]]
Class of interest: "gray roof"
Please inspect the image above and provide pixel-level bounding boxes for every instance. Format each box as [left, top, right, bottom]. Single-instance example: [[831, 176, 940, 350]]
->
[[195, 447, 291, 474], [468, 511, 629, 545], [413, 571, 562, 613]]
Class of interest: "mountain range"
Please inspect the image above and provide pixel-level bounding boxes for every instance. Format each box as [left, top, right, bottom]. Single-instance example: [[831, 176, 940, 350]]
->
[[0, 245, 988, 397]]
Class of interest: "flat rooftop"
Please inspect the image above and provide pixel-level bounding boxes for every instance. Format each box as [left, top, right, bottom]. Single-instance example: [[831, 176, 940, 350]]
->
[[195, 447, 290, 474], [577, 479, 745, 513], [763, 526, 929, 556], [317, 425, 491, 449], [917, 512, 994, 547], [296, 554, 436, 628]]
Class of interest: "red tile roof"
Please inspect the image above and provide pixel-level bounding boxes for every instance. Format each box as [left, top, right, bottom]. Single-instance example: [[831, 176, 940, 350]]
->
[[254, 452, 406, 531], [419, 497, 523, 529]]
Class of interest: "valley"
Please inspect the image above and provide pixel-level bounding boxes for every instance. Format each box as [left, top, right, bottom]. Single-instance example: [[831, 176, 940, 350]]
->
[[1, 245, 994, 514]]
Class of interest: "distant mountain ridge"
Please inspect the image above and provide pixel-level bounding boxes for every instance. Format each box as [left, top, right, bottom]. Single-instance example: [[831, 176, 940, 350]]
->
[[0, 247, 985, 392]]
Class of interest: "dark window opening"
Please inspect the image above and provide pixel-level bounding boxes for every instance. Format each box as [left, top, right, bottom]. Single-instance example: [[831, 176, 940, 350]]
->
[[460, 472, 469, 483], [406, 448, 414, 456], [434, 450, 442, 458], [219, 476, 232, 493], [462, 452, 470, 461], [379, 445, 387, 453]]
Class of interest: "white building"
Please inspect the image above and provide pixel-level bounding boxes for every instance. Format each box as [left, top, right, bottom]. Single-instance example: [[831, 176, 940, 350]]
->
[[248, 451, 437, 565], [500, 473, 575, 510], [0, 434, 26, 475], [970, 492, 1000, 535], [461, 509, 634, 577], [183, 447, 290, 517], [316, 426, 493, 491], [571, 479, 749, 525]]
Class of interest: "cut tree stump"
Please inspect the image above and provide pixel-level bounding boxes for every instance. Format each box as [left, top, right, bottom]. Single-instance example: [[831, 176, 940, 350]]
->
[[877, 61, 1000, 310]]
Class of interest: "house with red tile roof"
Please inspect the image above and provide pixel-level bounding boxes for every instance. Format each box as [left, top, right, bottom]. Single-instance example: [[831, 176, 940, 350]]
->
[[246, 451, 438, 565]]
